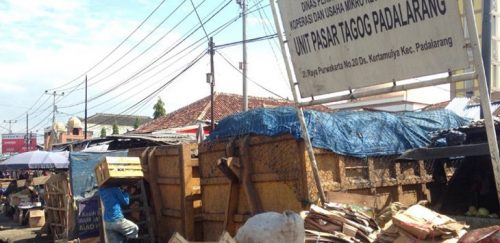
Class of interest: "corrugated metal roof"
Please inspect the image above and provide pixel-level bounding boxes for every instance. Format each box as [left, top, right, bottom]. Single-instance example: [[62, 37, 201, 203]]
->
[[445, 97, 500, 120]]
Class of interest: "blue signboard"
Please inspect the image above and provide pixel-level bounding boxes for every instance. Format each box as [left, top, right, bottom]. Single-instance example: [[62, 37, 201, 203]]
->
[[77, 195, 100, 239]]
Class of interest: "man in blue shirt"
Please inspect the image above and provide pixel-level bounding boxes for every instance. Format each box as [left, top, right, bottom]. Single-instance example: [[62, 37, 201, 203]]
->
[[99, 186, 138, 243]]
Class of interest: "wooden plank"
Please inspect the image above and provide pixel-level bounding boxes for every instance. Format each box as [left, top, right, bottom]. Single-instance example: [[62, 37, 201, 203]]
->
[[223, 182, 239, 236], [251, 173, 298, 182], [239, 136, 263, 215], [162, 209, 182, 218], [338, 155, 347, 190], [45, 206, 67, 211], [202, 213, 225, 222], [155, 147, 181, 156], [157, 178, 181, 185], [180, 144, 192, 240], [233, 214, 251, 223], [147, 147, 164, 234], [191, 159, 199, 167], [367, 158, 376, 194], [202, 177, 230, 185], [326, 192, 383, 210]]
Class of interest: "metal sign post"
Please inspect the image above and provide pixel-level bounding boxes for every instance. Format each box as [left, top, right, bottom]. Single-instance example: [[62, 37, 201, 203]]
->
[[464, 0, 500, 206], [270, 0, 326, 205]]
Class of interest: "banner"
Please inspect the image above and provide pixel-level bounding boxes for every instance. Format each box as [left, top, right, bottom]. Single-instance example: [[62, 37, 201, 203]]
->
[[77, 196, 100, 239], [277, 0, 469, 97], [2, 133, 37, 154]]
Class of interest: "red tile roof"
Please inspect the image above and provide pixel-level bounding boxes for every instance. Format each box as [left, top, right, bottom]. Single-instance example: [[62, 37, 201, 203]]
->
[[422, 100, 451, 111], [135, 92, 330, 133]]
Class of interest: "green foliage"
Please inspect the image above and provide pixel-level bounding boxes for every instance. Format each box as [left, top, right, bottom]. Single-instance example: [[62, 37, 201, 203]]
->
[[153, 97, 166, 119], [133, 117, 140, 129], [112, 122, 119, 135], [100, 127, 107, 138]]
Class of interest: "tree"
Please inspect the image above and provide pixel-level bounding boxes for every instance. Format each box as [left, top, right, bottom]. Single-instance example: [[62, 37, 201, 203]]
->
[[133, 117, 140, 129], [100, 127, 107, 138], [153, 97, 166, 119], [112, 122, 119, 135]]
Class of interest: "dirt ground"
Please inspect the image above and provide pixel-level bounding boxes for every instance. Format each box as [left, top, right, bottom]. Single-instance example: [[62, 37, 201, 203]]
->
[[0, 214, 51, 243]]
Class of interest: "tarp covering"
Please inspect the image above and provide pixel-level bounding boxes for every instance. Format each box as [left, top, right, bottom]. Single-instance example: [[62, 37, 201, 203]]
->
[[69, 151, 127, 200], [207, 107, 470, 157], [0, 151, 69, 170]]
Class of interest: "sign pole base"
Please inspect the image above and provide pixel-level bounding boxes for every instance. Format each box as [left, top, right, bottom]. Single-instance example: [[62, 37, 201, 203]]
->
[[270, 0, 326, 205], [464, 0, 500, 208]]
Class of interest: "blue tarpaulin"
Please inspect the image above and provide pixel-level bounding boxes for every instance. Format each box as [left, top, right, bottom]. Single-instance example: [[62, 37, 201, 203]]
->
[[69, 151, 127, 240], [69, 151, 127, 200], [208, 107, 470, 158]]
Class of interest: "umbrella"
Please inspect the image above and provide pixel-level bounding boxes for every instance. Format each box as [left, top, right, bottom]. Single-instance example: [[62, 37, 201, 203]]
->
[[0, 151, 69, 170]]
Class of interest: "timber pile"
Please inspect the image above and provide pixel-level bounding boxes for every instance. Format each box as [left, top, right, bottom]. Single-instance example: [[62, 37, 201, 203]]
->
[[304, 204, 380, 243], [302, 202, 469, 243], [376, 204, 468, 242]]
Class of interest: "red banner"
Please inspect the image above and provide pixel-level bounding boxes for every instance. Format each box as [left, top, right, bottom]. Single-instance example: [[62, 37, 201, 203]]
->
[[2, 133, 37, 154]]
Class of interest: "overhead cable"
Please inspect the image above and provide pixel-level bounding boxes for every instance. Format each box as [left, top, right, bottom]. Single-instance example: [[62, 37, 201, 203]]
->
[[47, 0, 168, 92]]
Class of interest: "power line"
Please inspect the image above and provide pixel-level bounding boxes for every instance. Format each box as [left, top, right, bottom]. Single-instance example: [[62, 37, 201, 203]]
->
[[11, 93, 46, 120], [29, 112, 52, 131], [48, 0, 169, 92], [189, 0, 210, 41], [216, 50, 285, 99], [60, 2, 249, 118], [80, 0, 210, 92], [214, 33, 277, 49], [87, 50, 207, 129], [57, 0, 267, 120], [59, 0, 233, 109], [71, 0, 191, 92], [251, 0, 289, 89]]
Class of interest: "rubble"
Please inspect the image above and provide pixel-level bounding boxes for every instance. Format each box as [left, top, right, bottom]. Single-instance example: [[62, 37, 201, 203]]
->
[[304, 204, 380, 243], [302, 201, 471, 243]]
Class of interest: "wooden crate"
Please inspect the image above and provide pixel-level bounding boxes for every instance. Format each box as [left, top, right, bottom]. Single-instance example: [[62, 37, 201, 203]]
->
[[198, 135, 432, 240], [145, 144, 202, 242], [44, 173, 75, 241], [95, 157, 144, 187], [29, 209, 46, 227]]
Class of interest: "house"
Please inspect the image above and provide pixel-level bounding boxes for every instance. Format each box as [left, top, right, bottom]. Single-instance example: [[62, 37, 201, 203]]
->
[[134, 92, 330, 134], [44, 117, 93, 150], [85, 113, 152, 137]]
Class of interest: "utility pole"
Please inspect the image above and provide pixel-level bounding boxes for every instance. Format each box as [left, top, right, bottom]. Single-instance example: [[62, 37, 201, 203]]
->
[[25, 113, 28, 152], [45, 91, 65, 126], [85, 75, 88, 139], [238, 0, 248, 111], [208, 37, 216, 131], [481, 0, 492, 119], [45, 90, 64, 145], [3, 120, 17, 134]]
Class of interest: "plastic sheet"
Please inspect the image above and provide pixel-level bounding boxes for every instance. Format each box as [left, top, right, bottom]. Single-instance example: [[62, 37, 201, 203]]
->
[[208, 107, 470, 158]]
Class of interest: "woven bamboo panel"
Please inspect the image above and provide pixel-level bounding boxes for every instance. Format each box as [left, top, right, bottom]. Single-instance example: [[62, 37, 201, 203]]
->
[[198, 134, 431, 241]]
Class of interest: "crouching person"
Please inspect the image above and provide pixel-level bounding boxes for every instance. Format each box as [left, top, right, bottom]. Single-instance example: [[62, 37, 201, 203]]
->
[[99, 186, 138, 243]]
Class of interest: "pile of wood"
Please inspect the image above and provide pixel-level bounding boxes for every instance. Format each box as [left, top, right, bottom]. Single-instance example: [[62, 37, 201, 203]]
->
[[304, 204, 380, 243], [376, 204, 468, 242]]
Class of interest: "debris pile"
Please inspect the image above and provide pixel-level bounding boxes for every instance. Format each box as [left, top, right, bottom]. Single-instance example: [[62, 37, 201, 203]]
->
[[303, 204, 380, 242], [302, 202, 470, 243], [377, 204, 468, 242]]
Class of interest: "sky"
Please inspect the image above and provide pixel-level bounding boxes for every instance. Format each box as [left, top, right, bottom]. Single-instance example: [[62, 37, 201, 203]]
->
[[0, 0, 454, 137], [0, 0, 294, 135]]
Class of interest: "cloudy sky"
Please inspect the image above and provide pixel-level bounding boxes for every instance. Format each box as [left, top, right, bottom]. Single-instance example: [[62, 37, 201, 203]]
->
[[0, 0, 293, 134]]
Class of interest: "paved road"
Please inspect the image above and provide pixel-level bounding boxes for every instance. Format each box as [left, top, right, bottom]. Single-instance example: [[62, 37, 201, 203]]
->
[[0, 213, 50, 243]]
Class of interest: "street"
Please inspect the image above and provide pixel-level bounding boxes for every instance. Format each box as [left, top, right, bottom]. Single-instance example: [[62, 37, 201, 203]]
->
[[0, 214, 50, 243]]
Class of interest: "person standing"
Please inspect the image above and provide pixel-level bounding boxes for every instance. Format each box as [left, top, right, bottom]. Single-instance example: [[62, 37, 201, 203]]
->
[[99, 186, 138, 243]]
